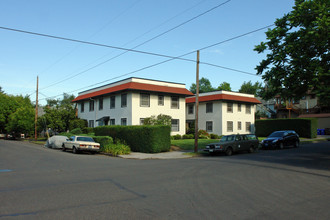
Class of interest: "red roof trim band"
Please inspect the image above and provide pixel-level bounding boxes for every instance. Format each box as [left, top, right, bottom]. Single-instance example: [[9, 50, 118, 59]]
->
[[186, 94, 261, 104], [72, 82, 193, 102]]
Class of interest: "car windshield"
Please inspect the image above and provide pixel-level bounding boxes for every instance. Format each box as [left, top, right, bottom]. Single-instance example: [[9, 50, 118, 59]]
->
[[220, 135, 235, 142], [268, 132, 285, 138], [77, 137, 95, 142]]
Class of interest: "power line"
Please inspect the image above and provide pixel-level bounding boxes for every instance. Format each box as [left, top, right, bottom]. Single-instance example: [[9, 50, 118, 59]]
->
[[39, 24, 273, 100]]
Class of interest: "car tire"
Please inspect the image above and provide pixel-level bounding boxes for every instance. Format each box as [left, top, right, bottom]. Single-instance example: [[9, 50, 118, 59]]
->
[[294, 140, 299, 148], [225, 147, 233, 156], [62, 144, 66, 151], [73, 146, 78, 154], [279, 142, 284, 149]]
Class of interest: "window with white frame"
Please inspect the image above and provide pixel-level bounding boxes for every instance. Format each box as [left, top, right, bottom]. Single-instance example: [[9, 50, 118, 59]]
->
[[188, 104, 194, 114], [99, 97, 103, 110], [110, 119, 115, 125], [81, 102, 84, 113], [89, 100, 94, 112], [121, 94, 127, 108], [88, 120, 94, 128], [206, 103, 213, 113], [110, 96, 116, 109], [140, 118, 145, 125], [227, 102, 233, 113], [121, 118, 127, 126], [171, 119, 179, 131], [171, 96, 179, 109], [227, 121, 233, 132], [246, 122, 251, 132], [140, 93, 150, 107], [246, 104, 251, 114], [238, 103, 241, 112], [206, 121, 213, 132], [238, 121, 242, 130], [158, 95, 164, 106]]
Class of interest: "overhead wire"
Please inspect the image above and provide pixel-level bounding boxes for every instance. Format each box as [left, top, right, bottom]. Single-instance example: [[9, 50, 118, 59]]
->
[[40, 24, 273, 101]]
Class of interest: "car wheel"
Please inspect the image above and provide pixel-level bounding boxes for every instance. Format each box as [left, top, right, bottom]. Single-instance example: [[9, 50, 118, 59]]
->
[[249, 146, 254, 153], [225, 147, 233, 156], [62, 144, 66, 151], [73, 146, 78, 154], [279, 142, 284, 149], [294, 141, 299, 148]]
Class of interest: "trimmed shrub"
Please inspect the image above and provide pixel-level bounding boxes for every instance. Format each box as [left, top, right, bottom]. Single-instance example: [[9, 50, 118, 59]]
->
[[83, 127, 94, 134], [94, 125, 171, 153], [93, 136, 113, 148], [101, 141, 130, 156], [255, 118, 318, 138], [210, 134, 220, 139], [198, 130, 210, 138], [71, 128, 83, 135], [182, 134, 194, 139], [172, 134, 182, 140]]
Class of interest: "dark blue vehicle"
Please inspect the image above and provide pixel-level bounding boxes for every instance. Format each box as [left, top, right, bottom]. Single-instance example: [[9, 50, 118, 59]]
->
[[261, 130, 300, 149]]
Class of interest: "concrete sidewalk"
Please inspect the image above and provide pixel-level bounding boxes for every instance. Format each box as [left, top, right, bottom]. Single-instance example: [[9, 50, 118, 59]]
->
[[118, 151, 193, 160]]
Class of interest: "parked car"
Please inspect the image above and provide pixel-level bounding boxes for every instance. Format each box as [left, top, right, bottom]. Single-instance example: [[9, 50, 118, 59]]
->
[[62, 136, 100, 154], [205, 134, 259, 156], [261, 130, 300, 149], [44, 135, 68, 149]]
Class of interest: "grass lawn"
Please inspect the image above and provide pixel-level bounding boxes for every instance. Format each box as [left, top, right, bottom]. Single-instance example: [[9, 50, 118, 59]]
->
[[171, 139, 219, 151]]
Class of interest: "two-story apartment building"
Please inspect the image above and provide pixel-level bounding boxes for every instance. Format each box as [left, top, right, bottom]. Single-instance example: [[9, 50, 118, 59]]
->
[[72, 77, 193, 135], [186, 91, 261, 135]]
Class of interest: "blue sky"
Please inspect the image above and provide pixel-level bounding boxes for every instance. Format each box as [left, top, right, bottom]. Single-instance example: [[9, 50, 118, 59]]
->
[[0, 0, 295, 105]]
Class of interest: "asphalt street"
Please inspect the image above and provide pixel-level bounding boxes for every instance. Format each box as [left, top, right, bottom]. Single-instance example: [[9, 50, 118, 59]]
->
[[1, 139, 330, 219]]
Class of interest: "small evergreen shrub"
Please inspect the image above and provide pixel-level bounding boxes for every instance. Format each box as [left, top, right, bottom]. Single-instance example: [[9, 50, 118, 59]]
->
[[182, 134, 194, 139], [101, 140, 131, 156], [172, 134, 182, 140], [71, 128, 83, 135], [210, 134, 220, 139]]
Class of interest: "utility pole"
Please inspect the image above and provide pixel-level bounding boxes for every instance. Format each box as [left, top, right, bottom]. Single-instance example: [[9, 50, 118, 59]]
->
[[35, 76, 38, 141], [194, 50, 200, 153]]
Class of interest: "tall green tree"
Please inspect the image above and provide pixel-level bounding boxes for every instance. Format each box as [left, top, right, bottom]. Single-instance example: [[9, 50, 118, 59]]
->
[[6, 107, 35, 136], [0, 93, 33, 133], [217, 82, 232, 91], [239, 81, 263, 96], [189, 77, 215, 94], [254, 0, 329, 105]]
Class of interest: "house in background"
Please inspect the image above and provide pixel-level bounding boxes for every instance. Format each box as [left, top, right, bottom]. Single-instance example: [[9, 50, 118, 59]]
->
[[72, 77, 193, 135], [186, 91, 261, 136]]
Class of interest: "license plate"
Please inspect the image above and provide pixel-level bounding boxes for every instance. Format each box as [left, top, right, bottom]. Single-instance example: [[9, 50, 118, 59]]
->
[[209, 149, 213, 152], [88, 146, 93, 148]]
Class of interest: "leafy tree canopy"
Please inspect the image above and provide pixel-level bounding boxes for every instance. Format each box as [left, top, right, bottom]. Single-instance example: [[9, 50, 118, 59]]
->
[[254, 0, 330, 105], [189, 77, 215, 94], [239, 81, 263, 96], [143, 114, 172, 126], [217, 82, 232, 91]]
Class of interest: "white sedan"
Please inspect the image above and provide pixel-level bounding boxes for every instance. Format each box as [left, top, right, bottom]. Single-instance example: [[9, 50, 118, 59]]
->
[[62, 136, 100, 154]]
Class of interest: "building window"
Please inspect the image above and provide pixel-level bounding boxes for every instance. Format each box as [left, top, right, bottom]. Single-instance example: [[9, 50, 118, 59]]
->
[[140, 118, 145, 125], [171, 96, 179, 109], [227, 121, 233, 132], [171, 119, 179, 132], [158, 95, 164, 106], [99, 97, 103, 110], [246, 104, 251, 114], [188, 104, 194, 114], [89, 100, 94, 112], [121, 94, 127, 108], [121, 118, 127, 126], [206, 103, 213, 113], [246, 122, 251, 132], [238, 121, 242, 130], [206, 121, 213, 132], [140, 93, 150, 107], [110, 96, 116, 109], [227, 103, 233, 113], [238, 103, 241, 112], [110, 119, 115, 125], [88, 120, 94, 128], [81, 102, 84, 113]]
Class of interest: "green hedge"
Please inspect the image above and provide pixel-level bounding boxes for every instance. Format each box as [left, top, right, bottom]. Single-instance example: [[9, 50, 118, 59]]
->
[[94, 125, 171, 153], [255, 118, 318, 138]]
